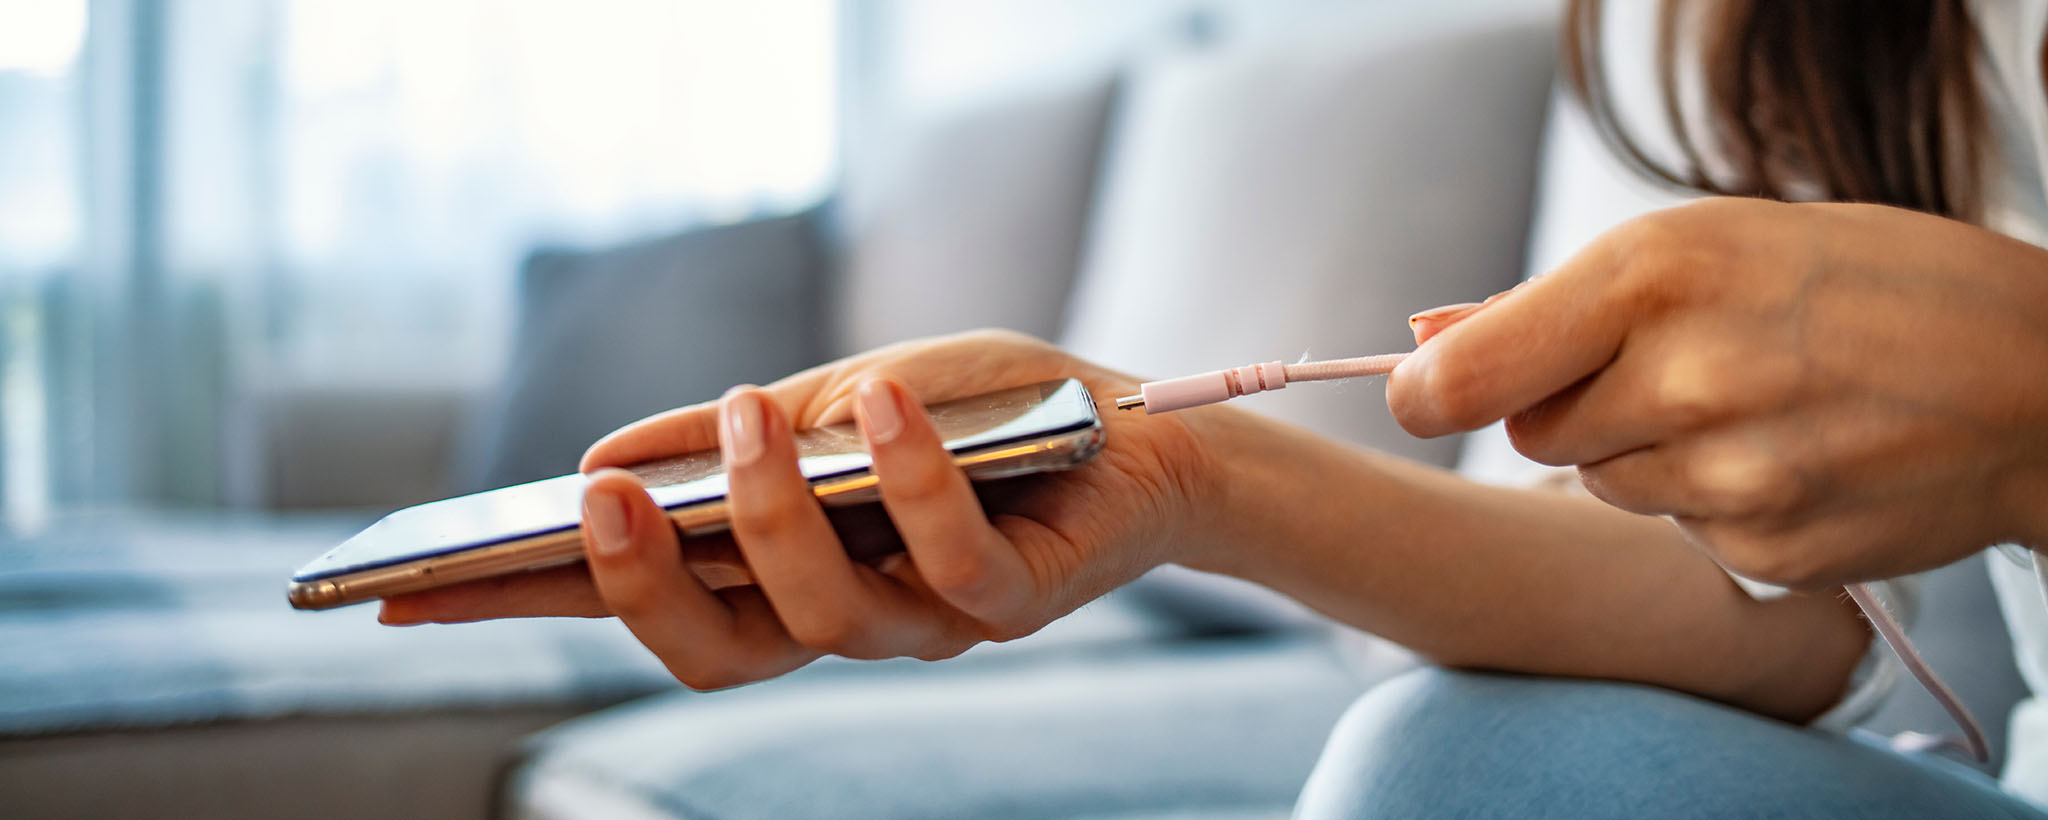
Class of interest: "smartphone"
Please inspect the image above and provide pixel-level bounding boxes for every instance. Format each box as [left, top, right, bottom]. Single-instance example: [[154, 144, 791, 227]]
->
[[287, 378, 1104, 610]]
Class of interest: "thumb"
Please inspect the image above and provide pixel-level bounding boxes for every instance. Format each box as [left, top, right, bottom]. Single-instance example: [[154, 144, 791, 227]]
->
[[1407, 302, 1485, 345], [1387, 267, 1633, 438]]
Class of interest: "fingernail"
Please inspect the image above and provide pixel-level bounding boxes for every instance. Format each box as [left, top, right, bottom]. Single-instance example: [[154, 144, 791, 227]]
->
[[1407, 302, 1483, 326], [584, 487, 631, 556], [858, 380, 905, 444], [721, 388, 767, 466], [377, 603, 421, 626], [1408, 302, 1484, 344]]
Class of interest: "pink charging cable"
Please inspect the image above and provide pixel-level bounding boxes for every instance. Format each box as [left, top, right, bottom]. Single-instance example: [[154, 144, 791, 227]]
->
[[1120, 349, 1989, 762], [1848, 583, 1988, 762], [1114, 353, 1410, 414]]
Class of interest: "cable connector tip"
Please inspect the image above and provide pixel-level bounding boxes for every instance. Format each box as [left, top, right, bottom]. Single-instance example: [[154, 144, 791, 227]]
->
[[1114, 395, 1145, 411]]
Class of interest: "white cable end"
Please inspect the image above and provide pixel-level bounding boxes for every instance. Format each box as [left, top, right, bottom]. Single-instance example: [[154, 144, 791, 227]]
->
[[1120, 361, 1287, 414]]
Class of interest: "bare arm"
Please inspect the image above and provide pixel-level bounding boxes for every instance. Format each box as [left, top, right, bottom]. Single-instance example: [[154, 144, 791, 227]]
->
[[1176, 407, 1870, 724], [386, 330, 1869, 721]]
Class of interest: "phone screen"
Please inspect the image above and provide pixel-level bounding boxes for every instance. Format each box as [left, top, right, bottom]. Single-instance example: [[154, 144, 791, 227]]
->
[[291, 379, 1096, 584]]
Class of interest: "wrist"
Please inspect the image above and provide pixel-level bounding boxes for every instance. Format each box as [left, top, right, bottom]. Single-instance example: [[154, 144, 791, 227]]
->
[[1155, 407, 1252, 571], [1158, 406, 1338, 582]]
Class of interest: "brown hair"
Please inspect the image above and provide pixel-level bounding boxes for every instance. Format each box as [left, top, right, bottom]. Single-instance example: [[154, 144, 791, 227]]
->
[[1562, 0, 1985, 220]]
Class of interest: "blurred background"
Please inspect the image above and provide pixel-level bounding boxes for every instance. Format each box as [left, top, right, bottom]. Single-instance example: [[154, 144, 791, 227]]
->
[[3, 0, 837, 517], [2, 1, 2023, 818], [0, 0, 1505, 520]]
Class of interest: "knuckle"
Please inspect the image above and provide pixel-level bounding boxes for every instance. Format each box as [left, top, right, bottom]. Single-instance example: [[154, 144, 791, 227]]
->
[[1611, 222, 1719, 308], [1649, 355, 1731, 431], [600, 580, 661, 622], [1503, 405, 1571, 466], [961, 327, 1043, 347], [1575, 464, 1642, 511], [1719, 544, 1828, 589], [1687, 444, 1804, 518], [911, 640, 977, 663], [920, 553, 997, 607], [785, 615, 868, 657], [979, 616, 1038, 645], [672, 664, 751, 691], [1684, 521, 1832, 589], [885, 456, 960, 505], [729, 494, 805, 538]]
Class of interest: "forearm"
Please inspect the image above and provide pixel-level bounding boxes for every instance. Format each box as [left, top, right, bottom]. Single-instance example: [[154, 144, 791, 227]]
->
[[1175, 408, 1870, 723]]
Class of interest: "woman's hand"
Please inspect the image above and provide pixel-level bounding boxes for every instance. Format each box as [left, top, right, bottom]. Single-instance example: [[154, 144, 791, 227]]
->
[[1390, 198, 2048, 588], [380, 330, 1215, 689]]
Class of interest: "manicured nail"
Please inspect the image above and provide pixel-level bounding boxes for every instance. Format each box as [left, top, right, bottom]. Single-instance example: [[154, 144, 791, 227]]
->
[[721, 388, 767, 466], [858, 380, 905, 444], [1407, 302, 1484, 326], [584, 487, 631, 556], [1408, 302, 1484, 344]]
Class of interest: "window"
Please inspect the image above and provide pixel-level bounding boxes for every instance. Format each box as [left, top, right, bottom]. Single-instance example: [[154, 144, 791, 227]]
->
[[0, 0, 838, 516]]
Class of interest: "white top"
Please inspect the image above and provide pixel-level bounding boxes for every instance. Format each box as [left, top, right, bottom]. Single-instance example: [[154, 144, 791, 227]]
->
[[1457, 0, 2048, 801], [1969, 0, 2048, 801]]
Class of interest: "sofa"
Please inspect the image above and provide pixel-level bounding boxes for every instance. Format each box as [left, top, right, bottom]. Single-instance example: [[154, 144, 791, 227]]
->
[[470, 6, 2026, 818], [1, 4, 2026, 819]]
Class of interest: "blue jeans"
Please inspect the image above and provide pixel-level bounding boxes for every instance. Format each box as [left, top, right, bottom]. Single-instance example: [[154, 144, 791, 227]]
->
[[1298, 667, 2048, 819]]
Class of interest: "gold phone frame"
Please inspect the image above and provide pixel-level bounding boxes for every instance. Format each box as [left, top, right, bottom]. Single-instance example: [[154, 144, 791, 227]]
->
[[287, 384, 1104, 610]]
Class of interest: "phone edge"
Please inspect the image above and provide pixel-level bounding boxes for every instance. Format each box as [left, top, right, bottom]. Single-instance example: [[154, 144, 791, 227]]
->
[[286, 421, 1106, 611]]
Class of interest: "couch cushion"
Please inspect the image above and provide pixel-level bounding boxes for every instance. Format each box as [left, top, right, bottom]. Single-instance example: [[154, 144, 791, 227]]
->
[[1059, 13, 1554, 468], [455, 211, 827, 491], [0, 514, 676, 736], [0, 513, 681, 819], [832, 74, 1116, 355], [508, 636, 1365, 820]]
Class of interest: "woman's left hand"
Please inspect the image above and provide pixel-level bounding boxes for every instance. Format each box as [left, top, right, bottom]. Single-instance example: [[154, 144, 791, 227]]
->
[[1390, 197, 2048, 587], [377, 331, 1217, 689]]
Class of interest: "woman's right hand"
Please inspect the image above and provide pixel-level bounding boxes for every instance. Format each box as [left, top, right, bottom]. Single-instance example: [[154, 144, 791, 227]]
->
[[380, 330, 1221, 689]]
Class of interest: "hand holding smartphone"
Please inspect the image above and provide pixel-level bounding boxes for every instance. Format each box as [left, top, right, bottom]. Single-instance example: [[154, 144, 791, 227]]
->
[[287, 379, 1104, 610]]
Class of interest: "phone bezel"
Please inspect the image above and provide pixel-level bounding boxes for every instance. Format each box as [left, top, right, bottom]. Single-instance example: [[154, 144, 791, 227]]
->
[[287, 380, 1104, 610]]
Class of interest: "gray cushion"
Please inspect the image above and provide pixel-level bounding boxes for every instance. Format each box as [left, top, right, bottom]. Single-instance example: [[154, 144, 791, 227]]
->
[[508, 635, 1366, 820], [455, 211, 827, 490], [832, 74, 1116, 355], [1060, 13, 1555, 469]]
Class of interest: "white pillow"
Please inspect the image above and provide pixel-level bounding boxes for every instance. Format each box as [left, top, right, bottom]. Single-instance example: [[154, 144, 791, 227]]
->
[[1061, 14, 1556, 467]]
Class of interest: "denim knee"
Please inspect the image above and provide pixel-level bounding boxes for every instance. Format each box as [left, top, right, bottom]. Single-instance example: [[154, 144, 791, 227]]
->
[[1293, 667, 2036, 820]]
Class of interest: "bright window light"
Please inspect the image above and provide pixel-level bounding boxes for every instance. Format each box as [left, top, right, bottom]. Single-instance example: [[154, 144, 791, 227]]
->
[[0, 0, 86, 76]]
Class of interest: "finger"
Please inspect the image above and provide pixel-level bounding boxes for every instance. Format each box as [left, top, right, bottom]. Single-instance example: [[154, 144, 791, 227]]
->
[[1576, 428, 1810, 521], [379, 563, 608, 624], [1388, 247, 1636, 438], [582, 362, 854, 472], [580, 400, 721, 473], [1408, 302, 1485, 345], [1675, 509, 1934, 590], [720, 387, 926, 658], [1505, 326, 1801, 466], [857, 378, 1032, 621], [582, 468, 815, 688]]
